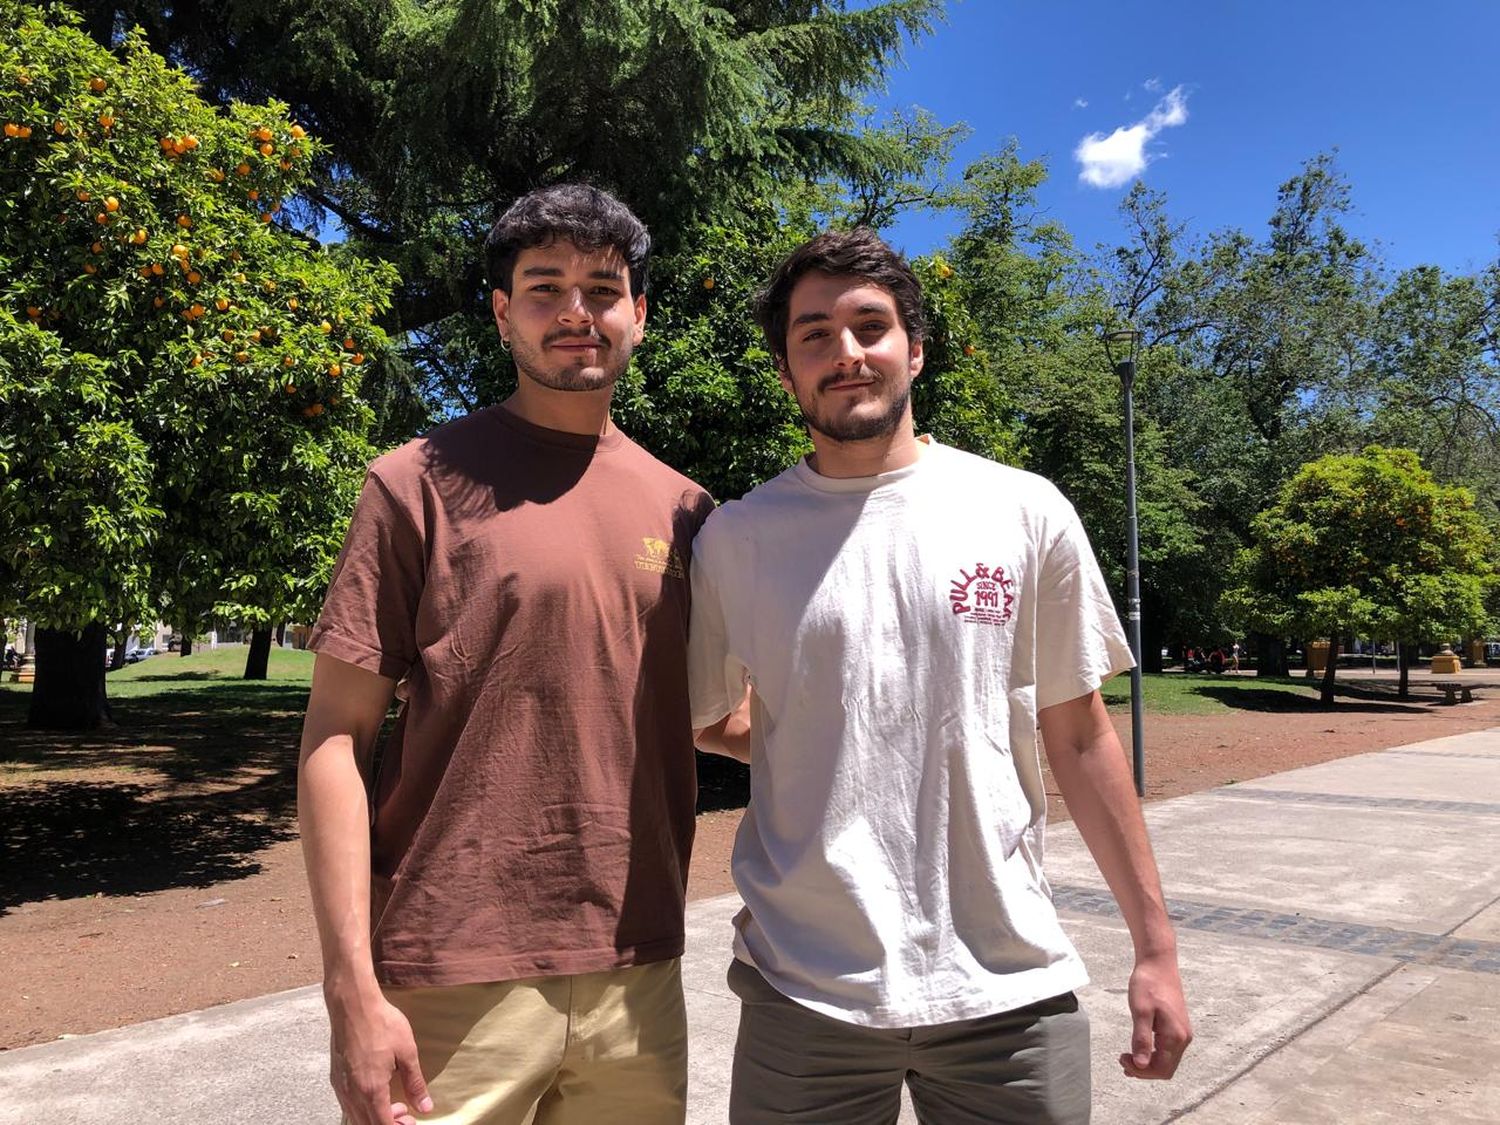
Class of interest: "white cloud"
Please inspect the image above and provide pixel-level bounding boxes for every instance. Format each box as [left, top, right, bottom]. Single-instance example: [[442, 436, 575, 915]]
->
[[1074, 86, 1189, 189], [1144, 76, 1163, 93], [1073, 97, 1089, 109]]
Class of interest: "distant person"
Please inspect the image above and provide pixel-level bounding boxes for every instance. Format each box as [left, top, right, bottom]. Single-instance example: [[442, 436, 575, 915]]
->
[[1209, 648, 1225, 675], [298, 184, 713, 1125], [691, 228, 1191, 1123], [1230, 641, 1241, 673]]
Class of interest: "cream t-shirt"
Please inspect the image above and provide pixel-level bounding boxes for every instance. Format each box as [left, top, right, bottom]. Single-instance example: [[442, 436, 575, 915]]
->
[[688, 440, 1134, 1028]]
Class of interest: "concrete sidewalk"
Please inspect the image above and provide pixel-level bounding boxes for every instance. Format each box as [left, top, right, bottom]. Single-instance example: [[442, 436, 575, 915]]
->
[[3, 728, 1498, 1124]]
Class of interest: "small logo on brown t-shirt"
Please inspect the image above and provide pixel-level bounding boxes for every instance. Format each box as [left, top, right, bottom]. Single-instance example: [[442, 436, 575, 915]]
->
[[635, 536, 686, 579]]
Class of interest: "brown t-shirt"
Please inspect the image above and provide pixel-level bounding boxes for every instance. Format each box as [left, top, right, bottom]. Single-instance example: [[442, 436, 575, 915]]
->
[[309, 406, 715, 987]]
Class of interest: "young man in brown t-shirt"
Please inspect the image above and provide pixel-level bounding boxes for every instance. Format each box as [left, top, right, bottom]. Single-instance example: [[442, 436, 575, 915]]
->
[[299, 184, 714, 1125]]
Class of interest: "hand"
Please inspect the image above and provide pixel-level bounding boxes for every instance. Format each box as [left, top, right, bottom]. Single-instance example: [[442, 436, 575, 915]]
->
[[1119, 951, 1192, 1080], [328, 993, 434, 1124]]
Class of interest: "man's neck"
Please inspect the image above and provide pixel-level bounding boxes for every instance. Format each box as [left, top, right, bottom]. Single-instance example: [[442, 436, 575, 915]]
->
[[501, 379, 614, 437], [806, 421, 922, 479]]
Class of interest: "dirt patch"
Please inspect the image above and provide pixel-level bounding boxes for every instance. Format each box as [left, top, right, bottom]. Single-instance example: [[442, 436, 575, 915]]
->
[[3, 682, 1497, 1051]]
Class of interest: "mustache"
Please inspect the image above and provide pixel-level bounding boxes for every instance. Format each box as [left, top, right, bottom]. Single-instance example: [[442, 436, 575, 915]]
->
[[544, 328, 611, 348], [817, 368, 878, 393]]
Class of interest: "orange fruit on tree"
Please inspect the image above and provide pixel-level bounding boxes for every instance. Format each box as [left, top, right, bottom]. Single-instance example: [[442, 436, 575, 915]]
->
[[83, 262, 98, 274], [53, 120, 67, 135], [97, 114, 113, 129], [189, 354, 202, 367], [343, 336, 356, 349], [159, 137, 174, 151], [2, 123, 18, 138], [279, 160, 291, 171], [95, 212, 109, 224], [248, 189, 259, 201], [215, 297, 230, 311], [234, 351, 249, 363], [139, 265, 153, 278], [261, 212, 272, 223], [130, 228, 147, 245], [287, 298, 298, 310], [328, 364, 342, 378], [16, 124, 32, 138], [283, 355, 295, 367], [351, 353, 365, 365], [187, 303, 205, 319], [259, 142, 273, 156], [150, 262, 164, 275], [89, 76, 107, 92], [153, 296, 165, 308], [182, 135, 199, 151], [249, 329, 262, 342], [26, 305, 41, 318], [235, 162, 251, 176], [186, 270, 201, 284], [104, 196, 119, 212], [285, 383, 297, 394], [91, 240, 104, 253], [176, 214, 191, 228], [209, 167, 225, 183], [319, 320, 332, 334], [76, 189, 91, 201], [255, 126, 272, 142], [290, 124, 306, 139], [221, 329, 236, 342]]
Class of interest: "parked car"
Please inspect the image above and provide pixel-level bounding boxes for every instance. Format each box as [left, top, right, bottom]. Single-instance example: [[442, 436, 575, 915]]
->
[[125, 646, 156, 663]]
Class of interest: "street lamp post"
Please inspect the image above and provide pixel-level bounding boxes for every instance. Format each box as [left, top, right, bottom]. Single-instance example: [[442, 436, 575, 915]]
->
[[1104, 327, 1146, 797]]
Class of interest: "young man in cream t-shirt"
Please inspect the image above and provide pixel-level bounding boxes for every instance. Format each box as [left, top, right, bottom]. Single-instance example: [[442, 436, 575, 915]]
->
[[690, 229, 1192, 1123]]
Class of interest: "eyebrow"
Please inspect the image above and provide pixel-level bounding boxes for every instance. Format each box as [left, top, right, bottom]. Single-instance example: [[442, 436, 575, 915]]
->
[[519, 266, 626, 281], [790, 303, 892, 328]]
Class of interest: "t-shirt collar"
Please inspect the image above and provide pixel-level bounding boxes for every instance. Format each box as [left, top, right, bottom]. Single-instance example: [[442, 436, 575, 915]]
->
[[791, 435, 934, 495]]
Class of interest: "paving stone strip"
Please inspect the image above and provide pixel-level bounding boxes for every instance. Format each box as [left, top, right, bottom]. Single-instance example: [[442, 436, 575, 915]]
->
[[1054, 886, 1500, 974], [1210, 787, 1500, 817]]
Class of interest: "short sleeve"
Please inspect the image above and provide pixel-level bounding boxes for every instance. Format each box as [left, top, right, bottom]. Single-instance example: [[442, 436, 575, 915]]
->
[[687, 532, 748, 729], [1034, 510, 1135, 711], [307, 470, 425, 681]]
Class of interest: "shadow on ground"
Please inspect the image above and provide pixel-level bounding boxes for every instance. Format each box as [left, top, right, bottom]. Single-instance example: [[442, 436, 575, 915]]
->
[[1188, 677, 1468, 714], [695, 751, 749, 814], [0, 683, 310, 913]]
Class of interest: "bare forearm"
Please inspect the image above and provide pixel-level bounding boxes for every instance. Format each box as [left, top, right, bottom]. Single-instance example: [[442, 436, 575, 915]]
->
[[1043, 699, 1176, 956], [694, 688, 753, 763], [299, 735, 384, 1002]]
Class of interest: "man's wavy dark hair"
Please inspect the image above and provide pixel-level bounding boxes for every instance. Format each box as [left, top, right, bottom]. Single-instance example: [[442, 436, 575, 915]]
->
[[484, 183, 650, 297], [753, 228, 926, 365]]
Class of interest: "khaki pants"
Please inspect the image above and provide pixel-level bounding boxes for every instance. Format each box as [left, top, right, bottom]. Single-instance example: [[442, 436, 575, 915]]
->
[[374, 959, 687, 1125], [727, 960, 1091, 1124]]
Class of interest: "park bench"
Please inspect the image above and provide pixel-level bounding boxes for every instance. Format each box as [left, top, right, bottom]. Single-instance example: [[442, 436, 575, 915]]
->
[[1433, 681, 1474, 705]]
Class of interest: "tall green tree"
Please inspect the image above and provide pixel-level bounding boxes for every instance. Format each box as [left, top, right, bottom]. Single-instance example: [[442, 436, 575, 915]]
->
[[1224, 446, 1496, 702], [68, 0, 944, 432], [1, 3, 395, 724]]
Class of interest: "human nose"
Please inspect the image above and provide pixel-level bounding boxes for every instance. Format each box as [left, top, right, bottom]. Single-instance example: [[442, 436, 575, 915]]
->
[[556, 286, 593, 326], [832, 327, 864, 368]]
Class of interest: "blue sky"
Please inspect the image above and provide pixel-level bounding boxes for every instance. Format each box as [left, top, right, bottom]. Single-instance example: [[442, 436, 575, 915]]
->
[[873, 0, 1500, 275]]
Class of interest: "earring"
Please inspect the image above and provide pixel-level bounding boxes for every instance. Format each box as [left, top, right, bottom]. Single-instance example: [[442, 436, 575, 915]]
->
[[499, 337, 511, 353]]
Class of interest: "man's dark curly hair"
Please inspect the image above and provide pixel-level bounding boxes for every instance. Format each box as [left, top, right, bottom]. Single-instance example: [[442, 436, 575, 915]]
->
[[753, 228, 926, 365], [484, 183, 650, 297]]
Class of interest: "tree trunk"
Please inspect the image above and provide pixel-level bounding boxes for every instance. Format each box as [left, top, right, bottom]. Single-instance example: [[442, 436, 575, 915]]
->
[[1319, 635, 1342, 705], [1397, 642, 1411, 699], [29, 623, 110, 730], [110, 631, 128, 672], [275, 621, 286, 648], [180, 630, 193, 657], [1141, 611, 1164, 673], [1253, 631, 1288, 677], [243, 627, 273, 680]]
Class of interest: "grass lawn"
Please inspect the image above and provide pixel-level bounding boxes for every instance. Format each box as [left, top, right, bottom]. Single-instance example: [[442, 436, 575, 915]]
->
[[1100, 670, 1390, 715]]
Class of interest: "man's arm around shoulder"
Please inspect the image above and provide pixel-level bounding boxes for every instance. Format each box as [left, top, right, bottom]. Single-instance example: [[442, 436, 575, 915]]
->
[[1038, 690, 1193, 1081], [299, 653, 432, 1125]]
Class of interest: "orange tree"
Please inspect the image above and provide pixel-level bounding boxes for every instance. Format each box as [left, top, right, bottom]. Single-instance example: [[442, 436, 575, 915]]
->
[[1, 3, 396, 725]]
